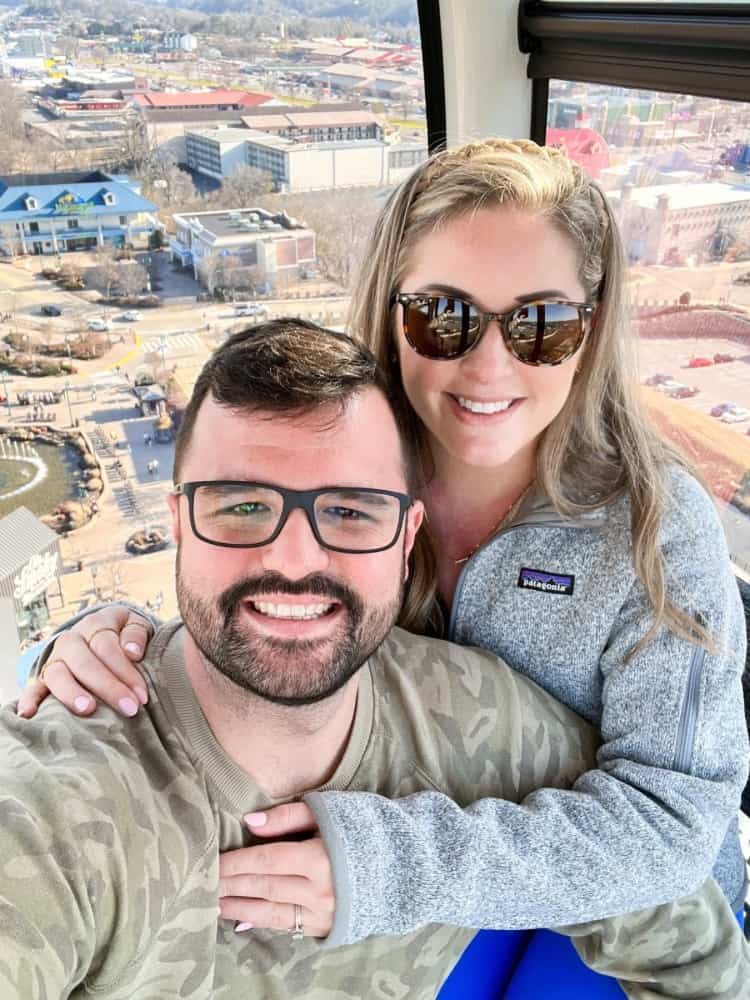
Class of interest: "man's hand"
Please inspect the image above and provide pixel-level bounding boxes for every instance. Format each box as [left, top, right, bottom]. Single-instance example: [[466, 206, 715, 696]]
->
[[219, 803, 335, 938], [16, 606, 152, 720]]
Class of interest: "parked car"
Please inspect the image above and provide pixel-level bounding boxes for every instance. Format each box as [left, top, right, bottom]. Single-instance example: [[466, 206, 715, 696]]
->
[[87, 317, 112, 332], [732, 271, 750, 284], [120, 310, 142, 322], [234, 303, 268, 317], [669, 385, 700, 399], [687, 356, 712, 368], [644, 373, 674, 386], [713, 352, 735, 363], [711, 401, 740, 417], [40, 304, 62, 316], [655, 379, 683, 393], [720, 406, 750, 423]]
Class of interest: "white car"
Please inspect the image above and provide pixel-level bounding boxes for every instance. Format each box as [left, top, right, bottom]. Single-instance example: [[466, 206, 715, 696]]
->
[[87, 317, 112, 332], [655, 379, 683, 393], [120, 310, 141, 322], [720, 406, 750, 423], [234, 303, 268, 317]]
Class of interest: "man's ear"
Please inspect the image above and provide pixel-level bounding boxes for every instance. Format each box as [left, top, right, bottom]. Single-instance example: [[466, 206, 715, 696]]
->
[[166, 490, 181, 544], [402, 499, 425, 582]]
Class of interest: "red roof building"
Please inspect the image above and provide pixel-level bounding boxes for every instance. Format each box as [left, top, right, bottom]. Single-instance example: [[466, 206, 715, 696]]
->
[[133, 89, 273, 112]]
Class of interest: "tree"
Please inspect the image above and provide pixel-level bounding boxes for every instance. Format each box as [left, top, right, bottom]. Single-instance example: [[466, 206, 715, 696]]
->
[[117, 262, 148, 298], [219, 166, 273, 207], [0, 82, 26, 142], [88, 254, 121, 300]]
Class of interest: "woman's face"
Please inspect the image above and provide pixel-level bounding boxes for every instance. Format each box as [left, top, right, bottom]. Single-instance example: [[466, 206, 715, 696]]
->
[[396, 206, 588, 473]]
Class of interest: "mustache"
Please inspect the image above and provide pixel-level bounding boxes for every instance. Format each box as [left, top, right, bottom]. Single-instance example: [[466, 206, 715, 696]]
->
[[218, 572, 361, 620]]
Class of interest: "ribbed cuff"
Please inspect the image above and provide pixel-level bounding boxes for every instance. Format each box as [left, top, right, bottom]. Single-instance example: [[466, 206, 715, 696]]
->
[[304, 790, 353, 949]]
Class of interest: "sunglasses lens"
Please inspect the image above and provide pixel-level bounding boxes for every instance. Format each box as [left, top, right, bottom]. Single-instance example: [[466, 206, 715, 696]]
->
[[402, 296, 481, 358], [507, 302, 586, 365]]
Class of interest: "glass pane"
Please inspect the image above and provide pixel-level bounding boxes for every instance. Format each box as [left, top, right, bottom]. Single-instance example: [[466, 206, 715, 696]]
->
[[547, 81, 750, 576], [1, 6, 426, 683]]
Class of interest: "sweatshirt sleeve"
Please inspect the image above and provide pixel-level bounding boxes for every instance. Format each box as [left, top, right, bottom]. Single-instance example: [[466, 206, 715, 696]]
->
[[305, 482, 749, 947]]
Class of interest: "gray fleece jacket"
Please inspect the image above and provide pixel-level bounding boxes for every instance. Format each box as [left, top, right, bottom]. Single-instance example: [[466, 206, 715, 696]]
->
[[305, 468, 749, 947]]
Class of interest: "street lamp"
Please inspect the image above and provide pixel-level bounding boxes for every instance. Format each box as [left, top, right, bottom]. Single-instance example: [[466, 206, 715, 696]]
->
[[0, 369, 12, 419], [63, 381, 74, 426]]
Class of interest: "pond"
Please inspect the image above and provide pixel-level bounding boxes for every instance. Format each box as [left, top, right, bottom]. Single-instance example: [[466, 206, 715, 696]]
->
[[0, 437, 81, 520]]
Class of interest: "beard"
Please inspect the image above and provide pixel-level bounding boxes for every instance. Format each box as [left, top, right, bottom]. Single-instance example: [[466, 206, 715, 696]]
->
[[176, 557, 403, 706]]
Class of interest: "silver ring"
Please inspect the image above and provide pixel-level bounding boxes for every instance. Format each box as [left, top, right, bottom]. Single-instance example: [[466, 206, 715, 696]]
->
[[291, 904, 304, 941]]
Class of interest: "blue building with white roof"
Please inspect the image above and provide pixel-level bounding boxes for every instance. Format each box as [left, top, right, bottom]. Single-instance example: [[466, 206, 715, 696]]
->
[[0, 170, 162, 256]]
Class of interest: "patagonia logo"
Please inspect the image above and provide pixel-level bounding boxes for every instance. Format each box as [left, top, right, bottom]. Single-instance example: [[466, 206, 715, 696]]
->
[[518, 567, 575, 595]]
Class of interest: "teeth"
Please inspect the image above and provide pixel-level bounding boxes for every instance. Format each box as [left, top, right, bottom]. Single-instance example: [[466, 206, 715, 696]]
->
[[252, 601, 332, 620], [457, 397, 513, 414]]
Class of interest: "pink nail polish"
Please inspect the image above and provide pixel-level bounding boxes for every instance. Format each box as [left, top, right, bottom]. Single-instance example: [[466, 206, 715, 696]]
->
[[74, 696, 91, 713], [118, 697, 138, 717], [135, 686, 148, 705], [124, 643, 142, 656], [244, 812, 267, 827], [234, 922, 253, 933]]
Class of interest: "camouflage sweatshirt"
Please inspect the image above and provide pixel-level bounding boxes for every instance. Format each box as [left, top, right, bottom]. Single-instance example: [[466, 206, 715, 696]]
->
[[7, 621, 749, 997]]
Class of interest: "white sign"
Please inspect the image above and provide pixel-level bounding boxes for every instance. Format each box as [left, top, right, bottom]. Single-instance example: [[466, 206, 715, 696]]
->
[[13, 550, 58, 606]]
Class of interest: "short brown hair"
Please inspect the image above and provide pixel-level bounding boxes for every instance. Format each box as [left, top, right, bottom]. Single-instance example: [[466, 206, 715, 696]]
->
[[173, 317, 417, 489]]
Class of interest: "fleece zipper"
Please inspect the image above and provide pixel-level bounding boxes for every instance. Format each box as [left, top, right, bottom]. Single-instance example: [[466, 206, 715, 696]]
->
[[673, 644, 705, 773]]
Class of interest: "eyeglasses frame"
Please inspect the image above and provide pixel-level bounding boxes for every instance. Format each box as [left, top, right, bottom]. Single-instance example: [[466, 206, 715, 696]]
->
[[392, 292, 595, 367], [173, 480, 414, 554]]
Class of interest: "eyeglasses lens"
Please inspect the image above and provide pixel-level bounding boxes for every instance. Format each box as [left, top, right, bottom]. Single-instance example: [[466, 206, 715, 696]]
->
[[403, 296, 481, 359], [192, 484, 403, 552], [507, 303, 585, 365]]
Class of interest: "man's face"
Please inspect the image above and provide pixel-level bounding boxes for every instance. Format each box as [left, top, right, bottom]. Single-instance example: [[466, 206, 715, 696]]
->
[[168, 388, 423, 706]]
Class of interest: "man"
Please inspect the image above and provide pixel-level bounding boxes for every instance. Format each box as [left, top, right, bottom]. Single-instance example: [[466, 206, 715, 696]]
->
[[2, 321, 746, 998]]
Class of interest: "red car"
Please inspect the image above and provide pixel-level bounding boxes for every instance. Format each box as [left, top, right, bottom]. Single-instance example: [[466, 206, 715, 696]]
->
[[687, 356, 712, 368]]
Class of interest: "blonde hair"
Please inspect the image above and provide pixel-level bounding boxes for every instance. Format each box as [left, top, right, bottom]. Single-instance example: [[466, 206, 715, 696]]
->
[[351, 138, 710, 653]]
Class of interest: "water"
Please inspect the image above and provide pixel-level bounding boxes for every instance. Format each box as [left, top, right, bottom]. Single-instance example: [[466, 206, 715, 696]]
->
[[0, 438, 80, 520]]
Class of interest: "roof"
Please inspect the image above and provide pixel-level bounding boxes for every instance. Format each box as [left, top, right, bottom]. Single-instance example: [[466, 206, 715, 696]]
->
[[611, 182, 750, 212], [0, 176, 157, 220], [0, 505, 58, 581], [240, 109, 382, 130], [134, 89, 273, 109], [174, 207, 314, 241]]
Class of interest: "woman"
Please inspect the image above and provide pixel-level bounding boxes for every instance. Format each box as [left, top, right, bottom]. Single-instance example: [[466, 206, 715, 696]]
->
[[22, 139, 748, 994]]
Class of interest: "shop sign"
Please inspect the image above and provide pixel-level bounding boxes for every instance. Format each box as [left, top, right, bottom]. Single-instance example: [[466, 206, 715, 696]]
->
[[13, 551, 58, 606]]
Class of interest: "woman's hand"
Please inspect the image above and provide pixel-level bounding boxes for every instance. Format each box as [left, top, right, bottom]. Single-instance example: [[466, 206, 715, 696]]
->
[[219, 803, 335, 938], [16, 606, 153, 720]]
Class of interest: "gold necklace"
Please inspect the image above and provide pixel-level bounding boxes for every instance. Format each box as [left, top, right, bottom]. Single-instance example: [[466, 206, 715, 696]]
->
[[451, 483, 533, 565]]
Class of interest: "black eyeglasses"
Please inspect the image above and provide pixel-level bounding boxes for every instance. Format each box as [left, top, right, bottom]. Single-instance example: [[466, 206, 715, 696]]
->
[[393, 293, 594, 366], [173, 481, 413, 554]]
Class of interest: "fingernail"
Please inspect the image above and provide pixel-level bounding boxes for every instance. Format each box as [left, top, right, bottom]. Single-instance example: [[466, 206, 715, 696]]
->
[[135, 686, 148, 705], [234, 922, 253, 933], [244, 812, 267, 827], [16, 706, 29, 718], [74, 696, 92, 713], [118, 697, 139, 717], [124, 642, 142, 656]]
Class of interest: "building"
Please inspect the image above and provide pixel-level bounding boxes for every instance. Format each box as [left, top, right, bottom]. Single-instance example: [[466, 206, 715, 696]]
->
[[239, 103, 385, 143], [0, 505, 61, 699], [37, 94, 131, 118], [318, 62, 423, 101], [170, 207, 315, 291], [162, 31, 198, 52], [0, 170, 161, 256], [611, 181, 750, 264], [185, 128, 428, 191], [132, 89, 274, 113]]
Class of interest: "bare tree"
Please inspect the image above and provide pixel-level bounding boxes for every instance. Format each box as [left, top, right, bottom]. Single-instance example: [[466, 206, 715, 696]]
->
[[217, 166, 273, 207], [117, 262, 148, 298], [88, 255, 121, 301], [0, 82, 26, 142]]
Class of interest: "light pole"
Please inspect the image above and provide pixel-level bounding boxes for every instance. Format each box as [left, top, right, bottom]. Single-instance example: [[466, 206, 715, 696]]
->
[[0, 369, 12, 419], [63, 381, 74, 426]]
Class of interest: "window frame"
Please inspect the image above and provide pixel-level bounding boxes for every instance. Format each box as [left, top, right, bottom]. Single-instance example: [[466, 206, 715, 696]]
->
[[518, 1, 750, 141]]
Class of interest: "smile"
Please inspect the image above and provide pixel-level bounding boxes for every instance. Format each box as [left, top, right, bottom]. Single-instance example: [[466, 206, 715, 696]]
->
[[457, 396, 514, 414], [251, 601, 335, 620]]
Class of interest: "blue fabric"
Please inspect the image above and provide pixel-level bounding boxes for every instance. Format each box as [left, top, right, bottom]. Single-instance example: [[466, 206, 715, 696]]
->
[[436, 930, 531, 999], [502, 930, 626, 999]]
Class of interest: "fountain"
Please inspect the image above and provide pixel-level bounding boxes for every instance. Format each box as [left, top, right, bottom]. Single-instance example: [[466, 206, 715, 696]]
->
[[0, 432, 82, 521]]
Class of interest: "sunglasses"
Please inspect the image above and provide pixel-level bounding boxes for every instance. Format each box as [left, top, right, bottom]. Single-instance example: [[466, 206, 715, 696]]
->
[[393, 293, 594, 366]]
